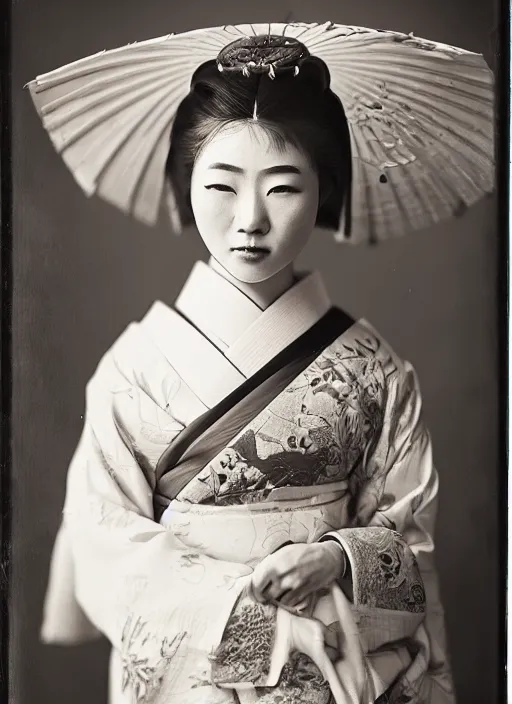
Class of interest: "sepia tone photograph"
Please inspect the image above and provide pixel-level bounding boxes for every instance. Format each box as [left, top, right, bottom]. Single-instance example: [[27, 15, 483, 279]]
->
[[6, 1, 503, 703]]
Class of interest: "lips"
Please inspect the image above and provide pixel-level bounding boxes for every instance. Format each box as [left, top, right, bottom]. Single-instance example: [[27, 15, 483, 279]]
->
[[230, 245, 271, 263], [230, 246, 270, 253]]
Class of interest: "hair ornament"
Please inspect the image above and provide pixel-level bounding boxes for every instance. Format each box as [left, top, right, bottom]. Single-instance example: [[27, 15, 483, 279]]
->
[[217, 34, 310, 78]]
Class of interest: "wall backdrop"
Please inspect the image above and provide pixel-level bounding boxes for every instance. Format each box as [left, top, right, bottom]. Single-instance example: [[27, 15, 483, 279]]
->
[[11, 1, 498, 703]]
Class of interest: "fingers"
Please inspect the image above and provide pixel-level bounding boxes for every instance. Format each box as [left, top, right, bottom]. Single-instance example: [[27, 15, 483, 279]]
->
[[251, 562, 279, 602], [251, 578, 272, 603], [278, 579, 314, 607], [267, 572, 317, 607], [254, 571, 323, 607], [250, 543, 338, 606], [260, 573, 299, 603], [252, 562, 301, 603]]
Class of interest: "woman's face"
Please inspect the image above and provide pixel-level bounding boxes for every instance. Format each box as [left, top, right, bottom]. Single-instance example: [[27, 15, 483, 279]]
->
[[190, 122, 319, 284]]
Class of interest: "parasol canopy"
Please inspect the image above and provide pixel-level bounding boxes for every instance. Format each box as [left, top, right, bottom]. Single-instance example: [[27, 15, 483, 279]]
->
[[27, 22, 494, 244]]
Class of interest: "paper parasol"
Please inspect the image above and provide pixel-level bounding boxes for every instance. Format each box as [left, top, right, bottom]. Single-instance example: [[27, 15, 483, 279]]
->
[[27, 22, 494, 244]]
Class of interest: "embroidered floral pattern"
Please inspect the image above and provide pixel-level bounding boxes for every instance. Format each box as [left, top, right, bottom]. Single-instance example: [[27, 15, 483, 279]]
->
[[180, 330, 394, 515], [120, 614, 186, 703]]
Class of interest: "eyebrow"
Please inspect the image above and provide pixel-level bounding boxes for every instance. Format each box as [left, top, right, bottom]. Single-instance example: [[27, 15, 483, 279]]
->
[[207, 162, 302, 176]]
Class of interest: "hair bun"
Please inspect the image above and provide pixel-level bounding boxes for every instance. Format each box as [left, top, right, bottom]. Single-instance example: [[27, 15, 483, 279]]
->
[[190, 59, 219, 89], [293, 56, 331, 91], [217, 34, 310, 78]]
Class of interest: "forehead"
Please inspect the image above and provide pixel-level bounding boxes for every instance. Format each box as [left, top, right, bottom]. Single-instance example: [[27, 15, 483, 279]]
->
[[195, 122, 312, 172]]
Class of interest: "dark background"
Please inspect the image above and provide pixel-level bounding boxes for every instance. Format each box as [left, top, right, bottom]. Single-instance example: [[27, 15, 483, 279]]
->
[[11, 1, 499, 703]]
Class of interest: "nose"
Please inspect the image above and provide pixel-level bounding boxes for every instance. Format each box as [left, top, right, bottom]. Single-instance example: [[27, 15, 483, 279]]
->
[[235, 191, 270, 236]]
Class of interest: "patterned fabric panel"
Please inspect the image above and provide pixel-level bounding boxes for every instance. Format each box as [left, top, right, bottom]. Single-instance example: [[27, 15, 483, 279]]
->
[[336, 527, 426, 613], [211, 594, 277, 686]]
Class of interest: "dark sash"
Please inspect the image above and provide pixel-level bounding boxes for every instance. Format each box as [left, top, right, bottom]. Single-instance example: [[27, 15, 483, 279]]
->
[[153, 307, 354, 520]]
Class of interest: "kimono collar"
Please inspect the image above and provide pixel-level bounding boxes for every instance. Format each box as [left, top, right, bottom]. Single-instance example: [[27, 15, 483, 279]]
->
[[174, 260, 332, 377]]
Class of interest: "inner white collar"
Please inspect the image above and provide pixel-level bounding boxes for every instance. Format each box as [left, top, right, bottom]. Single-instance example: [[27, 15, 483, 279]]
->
[[175, 261, 332, 377]]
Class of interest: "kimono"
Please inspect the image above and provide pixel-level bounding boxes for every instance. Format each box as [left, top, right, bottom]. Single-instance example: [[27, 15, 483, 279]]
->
[[41, 261, 455, 704]]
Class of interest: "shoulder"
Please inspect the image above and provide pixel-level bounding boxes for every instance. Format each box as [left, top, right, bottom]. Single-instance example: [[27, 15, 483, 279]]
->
[[332, 316, 409, 371], [352, 318, 405, 364], [330, 317, 423, 402], [87, 299, 177, 392]]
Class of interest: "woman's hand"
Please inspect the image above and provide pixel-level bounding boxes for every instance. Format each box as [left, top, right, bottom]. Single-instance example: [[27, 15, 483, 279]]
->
[[251, 542, 345, 608]]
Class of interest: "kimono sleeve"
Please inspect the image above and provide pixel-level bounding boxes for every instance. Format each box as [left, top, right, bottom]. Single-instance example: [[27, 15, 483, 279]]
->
[[321, 358, 456, 703], [51, 334, 252, 699]]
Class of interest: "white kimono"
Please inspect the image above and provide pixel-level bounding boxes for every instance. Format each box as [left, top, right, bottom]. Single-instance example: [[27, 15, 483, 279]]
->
[[41, 262, 455, 704]]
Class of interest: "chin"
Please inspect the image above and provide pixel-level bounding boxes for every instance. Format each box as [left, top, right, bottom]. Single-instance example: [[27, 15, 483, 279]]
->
[[224, 261, 282, 285]]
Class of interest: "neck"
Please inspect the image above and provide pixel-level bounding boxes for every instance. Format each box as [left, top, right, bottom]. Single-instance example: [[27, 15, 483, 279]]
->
[[208, 257, 296, 310]]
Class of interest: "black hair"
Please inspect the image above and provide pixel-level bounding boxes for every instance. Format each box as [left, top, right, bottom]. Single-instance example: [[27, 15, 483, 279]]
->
[[165, 57, 352, 235]]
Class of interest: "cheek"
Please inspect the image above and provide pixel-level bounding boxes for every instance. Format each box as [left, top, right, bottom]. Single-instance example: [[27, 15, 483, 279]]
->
[[272, 195, 318, 243], [197, 200, 229, 224], [191, 187, 232, 231]]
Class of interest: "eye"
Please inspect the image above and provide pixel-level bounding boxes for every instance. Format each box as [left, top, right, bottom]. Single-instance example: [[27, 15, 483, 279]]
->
[[267, 185, 301, 195], [205, 184, 236, 193]]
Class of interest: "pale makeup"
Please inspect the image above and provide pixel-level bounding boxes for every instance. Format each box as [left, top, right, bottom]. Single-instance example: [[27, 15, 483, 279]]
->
[[190, 122, 320, 308]]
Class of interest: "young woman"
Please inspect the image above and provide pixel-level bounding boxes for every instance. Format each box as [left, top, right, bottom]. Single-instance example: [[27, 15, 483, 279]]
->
[[29, 23, 493, 704]]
